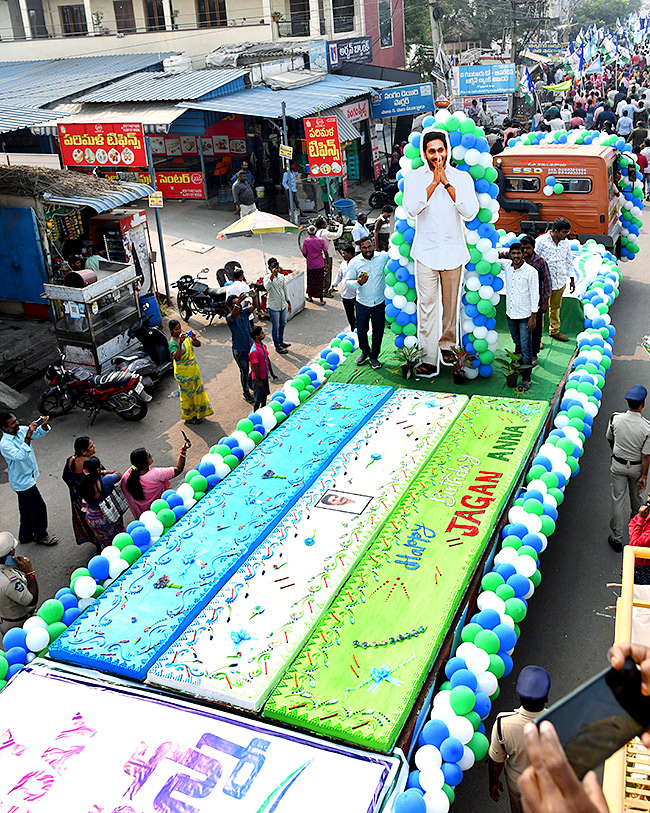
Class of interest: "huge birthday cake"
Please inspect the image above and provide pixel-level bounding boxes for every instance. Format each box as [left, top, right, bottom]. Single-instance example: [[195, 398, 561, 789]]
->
[[48, 384, 392, 680], [148, 390, 468, 709], [264, 396, 548, 751]]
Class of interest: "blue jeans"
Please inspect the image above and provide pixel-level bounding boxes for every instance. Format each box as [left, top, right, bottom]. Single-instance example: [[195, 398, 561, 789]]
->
[[268, 306, 287, 350], [356, 301, 385, 361], [507, 316, 533, 381]]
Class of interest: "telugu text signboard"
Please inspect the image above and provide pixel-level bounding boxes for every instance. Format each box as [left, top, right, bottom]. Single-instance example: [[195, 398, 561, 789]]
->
[[455, 64, 517, 96], [58, 122, 147, 168], [370, 83, 435, 118], [340, 99, 369, 124], [304, 116, 343, 177], [106, 170, 205, 199], [327, 35, 372, 70]]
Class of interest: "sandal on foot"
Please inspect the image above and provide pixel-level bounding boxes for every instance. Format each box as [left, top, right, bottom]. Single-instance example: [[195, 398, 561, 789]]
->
[[36, 535, 58, 546]]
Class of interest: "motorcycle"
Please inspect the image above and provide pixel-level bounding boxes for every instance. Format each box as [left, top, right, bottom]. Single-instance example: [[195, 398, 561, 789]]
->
[[172, 271, 229, 325], [114, 315, 173, 392], [297, 215, 355, 254], [38, 355, 151, 422], [368, 173, 399, 209]]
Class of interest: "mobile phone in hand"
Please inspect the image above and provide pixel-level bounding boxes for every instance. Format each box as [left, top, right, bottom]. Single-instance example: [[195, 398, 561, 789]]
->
[[536, 657, 650, 778], [35, 417, 43, 427]]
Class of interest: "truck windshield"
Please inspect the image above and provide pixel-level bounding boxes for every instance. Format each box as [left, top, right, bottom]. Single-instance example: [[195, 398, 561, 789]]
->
[[553, 178, 593, 193], [505, 177, 540, 192]]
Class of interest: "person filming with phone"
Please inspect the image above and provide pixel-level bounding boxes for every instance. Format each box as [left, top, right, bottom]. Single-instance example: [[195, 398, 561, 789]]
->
[[0, 531, 38, 645]]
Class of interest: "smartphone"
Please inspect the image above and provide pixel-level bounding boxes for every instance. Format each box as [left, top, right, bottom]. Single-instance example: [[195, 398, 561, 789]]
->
[[4, 555, 17, 566], [35, 417, 43, 427], [187, 330, 193, 337], [537, 657, 650, 778]]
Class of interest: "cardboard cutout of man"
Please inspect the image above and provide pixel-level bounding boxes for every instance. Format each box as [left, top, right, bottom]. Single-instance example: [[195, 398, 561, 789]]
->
[[403, 129, 480, 377]]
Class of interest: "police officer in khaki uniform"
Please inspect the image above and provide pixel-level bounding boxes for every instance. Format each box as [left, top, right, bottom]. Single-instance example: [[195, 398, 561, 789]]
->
[[0, 531, 38, 644], [607, 385, 650, 552], [488, 665, 551, 813]]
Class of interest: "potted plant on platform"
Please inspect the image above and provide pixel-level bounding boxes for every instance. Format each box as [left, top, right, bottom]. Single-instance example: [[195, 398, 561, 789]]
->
[[393, 344, 425, 379], [448, 345, 478, 385], [497, 349, 523, 389]]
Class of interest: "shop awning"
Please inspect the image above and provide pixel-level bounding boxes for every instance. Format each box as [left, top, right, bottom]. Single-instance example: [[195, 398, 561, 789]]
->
[[30, 103, 188, 136], [179, 74, 398, 119], [322, 107, 359, 145], [0, 105, 72, 135], [42, 181, 154, 213]]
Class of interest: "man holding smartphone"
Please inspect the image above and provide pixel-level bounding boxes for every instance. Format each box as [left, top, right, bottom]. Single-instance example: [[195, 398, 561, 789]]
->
[[0, 531, 38, 643], [0, 412, 57, 547], [489, 665, 551, 813]]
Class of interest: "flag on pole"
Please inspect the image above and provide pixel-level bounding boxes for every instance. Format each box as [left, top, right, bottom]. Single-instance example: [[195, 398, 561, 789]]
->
[[516, 67, 535, 105], [585, 55, 602, 74]]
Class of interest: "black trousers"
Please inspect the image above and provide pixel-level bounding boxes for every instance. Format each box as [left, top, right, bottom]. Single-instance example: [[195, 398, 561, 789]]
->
[[343, 297, 356, 330], [17, 485, 48, 544], [232, 348, 252, 397], [532, 311, 544, 356], [356, 301, 385, 361]]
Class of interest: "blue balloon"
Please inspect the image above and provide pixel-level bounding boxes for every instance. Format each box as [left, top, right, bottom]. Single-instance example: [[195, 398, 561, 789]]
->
[[461, 132, 476, 148], [197, 461, 215, 477], [206, 474, 222, 487], [475, 178, 490, 194], [423, 115, 435, 127], [396, 313, 410, 327], [272, 391, 286, 402], [411, 133, 421, 148], [88, 555, 110, 581], [394, 789, 426, 813], [473, 313, 487, 327], [126, 520, 145, 533], [441, 736, 464, 763], [407, 769, 423, 790], [5, 646, 27, 666], [523, 490, 544, 503], [130, 526, 152, 548], [395, 267, 410, 282], [403, 227, 416, 244], [509, 523, 530, 539], [59, 593, 78, 610], [451, 668, 478, 691], [442, 761, 464, 787], [282, 401, 296, 416], [521, 533, 543, 553], [230, 446, 245, 461], [545, 176, 556, 187], [449, 130, 462, 148], [475, 136, 489, 152], [166, 492, 184, 509], [532, 455, 552, 471], [395, 333, 405, 348], [492, 276, 504, 291], [477, 223, 493, 239], [221, 437, 238, 449], [395, 218, 408, 232], [475, 609, 501, 629], [421, 719, 450, 748], [6, 663, 24, 680], [161, 489, 176, 500], [55, 587, 74, 600], [473, 691, 492, 719], [445, 656, 467, 679], [172, 504, 188, 520], [495, 563, 517, 581], [478, 364, 493, 377], [2, 628, 26, 651], [499, 650, 514, 676], [62, 607, 81, 626], [493, 623, 517, 651], [386, 303, 399, 319]]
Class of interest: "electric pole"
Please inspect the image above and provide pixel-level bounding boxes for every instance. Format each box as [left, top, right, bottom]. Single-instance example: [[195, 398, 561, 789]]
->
[[429, 1, 449, 93]]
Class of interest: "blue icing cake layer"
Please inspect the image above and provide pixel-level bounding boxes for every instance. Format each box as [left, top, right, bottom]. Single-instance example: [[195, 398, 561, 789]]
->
[[48, 383, 392, 680]]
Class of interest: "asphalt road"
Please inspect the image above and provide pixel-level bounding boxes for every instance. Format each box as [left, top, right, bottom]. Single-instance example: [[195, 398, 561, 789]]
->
[[0, 207, 648, 812]]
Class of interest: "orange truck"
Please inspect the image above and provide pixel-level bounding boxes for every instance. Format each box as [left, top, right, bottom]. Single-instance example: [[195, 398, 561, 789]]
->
[[494, 145, 622, 254]]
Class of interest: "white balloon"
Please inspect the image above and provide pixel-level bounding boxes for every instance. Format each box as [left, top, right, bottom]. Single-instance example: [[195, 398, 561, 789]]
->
[[430, 705, 459, 724], [466, 229, 479, 245], [465, 148, 480, 165], [476, 670, 498, 696], [144, 518, 164, 539], [404, 301, 417, 315], [477, 592, 506, 618], [508, 505, 529, 525], [464, 365, 479, 379], [419, 766, 446, 793], [458, 745, 476, 771], [473, 326, 488, 339], [486, 330, 498, 344], [479, 151, 493, 167], [231, 430, 249, 445], [515, 555, 538, 579], [477, 193, 492, 209], [394, 205, 407, 220], [484, 248, 498, 263], [452, 145, 467, 162], [466, 276, 481, 291], [399, 155, 411, 170], [215, 464, 231, 479], [415, 744, 443, 772], [478, 285, 493, 300], [176, 483, 194, 501], [435, 109, 451, 124], [101, 545, 121, 561], [184, 498, 197, 509], [519, 512, 543, 535], [285, 386, 300, 403], [433, 689, 453, 708], [526, 479, 548, 494], [240, 437, 255, 455], [139, 510, 157, 525], [447, 714, 475, 744], [78, 597, 94, 611], [464, 647, 492, 676], [25, 627, 50, 652], [404, 335, 418, 349], [109, 558, 129, 579], [26, 652, 36, 663], [74, 575, 96, 599], [393, 294, 407, 310], [23, 616, 48, 631], [423, 789, 450, 813], [557, 462, 573, 482], [476, 237, 492, 253]]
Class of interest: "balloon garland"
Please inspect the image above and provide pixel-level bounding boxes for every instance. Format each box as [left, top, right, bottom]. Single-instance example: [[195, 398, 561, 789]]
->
[[385, 111, 502, 378], [393, 245, 619, 813], [0, 331, 360, 690], [505, 128, 644, 262]]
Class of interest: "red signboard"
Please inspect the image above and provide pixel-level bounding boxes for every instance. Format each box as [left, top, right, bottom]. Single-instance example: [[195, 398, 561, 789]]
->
[[58, 122, 147, 168], [304, 116, 343, 178], [155, 171, 205, 199]]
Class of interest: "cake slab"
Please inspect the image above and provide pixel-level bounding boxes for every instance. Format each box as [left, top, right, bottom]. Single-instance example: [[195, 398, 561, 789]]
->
[[0, 663, 401, 813], [264, 396, 548, 752], [48, 383, 392, 681], [148, 390, 469, 710]]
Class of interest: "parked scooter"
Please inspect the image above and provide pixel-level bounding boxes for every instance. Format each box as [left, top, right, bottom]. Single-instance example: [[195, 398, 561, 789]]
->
[[114, 315, 173, 392], [172, 271, 229, 325], [368, 173, 399, 209], [38, 354, 151, 422]]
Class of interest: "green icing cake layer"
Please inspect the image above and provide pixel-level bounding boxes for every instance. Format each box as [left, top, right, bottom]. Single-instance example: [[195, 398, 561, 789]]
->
[[264, 396, 548, 751]]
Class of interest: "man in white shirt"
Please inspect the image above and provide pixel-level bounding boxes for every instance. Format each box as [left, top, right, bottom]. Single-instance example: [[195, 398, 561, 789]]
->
[[499, 243, 539, 392], [535, 218, 576, 342], [351, 212, 370, 251], [403, 128, 479, 378], [478, 100, 494, 127]]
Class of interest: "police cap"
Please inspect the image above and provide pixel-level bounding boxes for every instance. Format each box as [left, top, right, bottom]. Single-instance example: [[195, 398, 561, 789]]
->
[[516, 665, 551, 701], [626, 385, 647, 403], [0, 531, 17, 557]]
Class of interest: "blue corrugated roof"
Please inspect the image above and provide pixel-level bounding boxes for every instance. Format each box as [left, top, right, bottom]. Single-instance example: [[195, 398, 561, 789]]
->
[[0, 53, 175, 108], [74, 69, 248, 104], [0, 104, 72, 134], [44, 181, 154, 213], [180, 74, 398, 119]]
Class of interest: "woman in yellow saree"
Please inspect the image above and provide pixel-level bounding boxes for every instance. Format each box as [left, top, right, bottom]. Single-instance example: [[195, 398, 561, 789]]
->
[[168, 320, 214, 424]]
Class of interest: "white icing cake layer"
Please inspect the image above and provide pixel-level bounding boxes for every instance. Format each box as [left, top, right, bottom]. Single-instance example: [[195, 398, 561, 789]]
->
[[148, 390, 468, 709]]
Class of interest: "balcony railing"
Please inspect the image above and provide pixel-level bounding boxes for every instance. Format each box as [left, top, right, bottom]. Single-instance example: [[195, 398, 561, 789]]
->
[[275, 12, 354, 37]]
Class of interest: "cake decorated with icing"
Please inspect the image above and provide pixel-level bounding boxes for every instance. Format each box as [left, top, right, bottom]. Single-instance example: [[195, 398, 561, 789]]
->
[[148, 390, 468, 709], [48, 383, 392, 680], [264, 396, 548, 751]]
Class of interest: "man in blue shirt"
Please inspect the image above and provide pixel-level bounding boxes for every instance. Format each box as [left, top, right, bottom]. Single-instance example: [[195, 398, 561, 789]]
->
[[346, 236, 388, 369], [226, 294, 254, 404], [0, 412, 57, 546]]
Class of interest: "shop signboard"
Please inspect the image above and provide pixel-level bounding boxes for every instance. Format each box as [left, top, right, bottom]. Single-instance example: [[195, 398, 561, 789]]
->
[[156, 171, 205, 199], [309, 39, 328, 72], [148, 191, 163, 208], [206, 114, 247, 155], [58, 122, 147, 168], [340, 99, 369, 124], [327, 35, 372, 70], [369, 126, 381, 180], [463, 95, 509, 115], [370, 83, 435, 118], [528, 40, 564, 57], [455, 64, 516, 96], [304, 116, 343, 177], [279, 144, 293, 159]]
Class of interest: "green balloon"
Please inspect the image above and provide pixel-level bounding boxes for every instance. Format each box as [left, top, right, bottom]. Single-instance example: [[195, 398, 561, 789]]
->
[[299, 391, 310, 403], [93, 585, 104, 598], [496, 583, 516, 601], [481, 572, 504, 592], [518, 545, 538, 561], [236, 418, 254, 434], [540, 471, 559, 489], [276, 411, 287, 423], [468, 731, 490, 760], [38, 598, 65, 624], [194, 491, 206, 501], [442, 784, 455, 805], [446, 116, 459, 131], [505, 597, 527, 623], [306, 385, 316, 394], [268, 401, 283, 413], [549, 487, 564, 505], [398, 243, 411, 258], [214, 445, 231, 459], [391, 321, 402, 335], [477, 299, 493, 315], [394, 191, 403, 206], [530, 569, 542, 587], [184, 469, 200, 484], [112, 533, 133, 551], [157, 508, 176, 528], [488, 653, 505, 679], [249, 430, 264, 445], [524, 500, 543, 516], [465, 710, 482, 730], [292, 378, 306, 391], [341, 340, 353, 353], [484, 166, 498, 183], [553, 183, 564, 194], [385, 271, 397, 287], [406, 288, 418, 302], [411, 157, 424, 169], [479, 350, 494, 366], [121, 544, 142, 565], [449, 685, 476, 715], [475, 260, 491, 275], [470, 164, 486, 180], [566, 455, 579, 475], [48, 621, 68, 643], [150, 498, 169, 514], [391, 231, 405, 246], [465, 290, 480, 305], [469, 247, 482, 264], [557, 437, 576, 455], [474, 629, 500, 654], [461, 622, 483, 643], [527, 465, 548, 482], [474, 338, 488, 353], [393, 281, 408, 295], [403, 323, 417, 336], [404, 143, 419, 159], [0, 656, 7, 680], [224, 454, 239, 470], [71, 567, 91, 583]]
